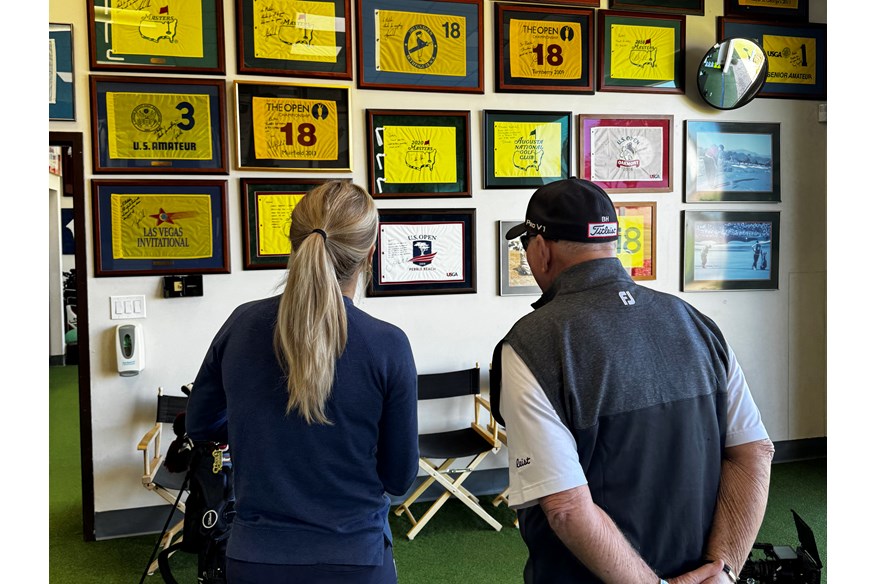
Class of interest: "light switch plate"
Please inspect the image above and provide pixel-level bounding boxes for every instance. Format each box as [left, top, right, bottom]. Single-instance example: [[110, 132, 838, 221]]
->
[[110, 295, 146, 320]]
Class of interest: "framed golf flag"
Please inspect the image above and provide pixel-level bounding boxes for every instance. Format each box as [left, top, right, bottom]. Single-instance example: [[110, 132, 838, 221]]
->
[[483, 110, 572, 189], [50, 24, 75, 121]]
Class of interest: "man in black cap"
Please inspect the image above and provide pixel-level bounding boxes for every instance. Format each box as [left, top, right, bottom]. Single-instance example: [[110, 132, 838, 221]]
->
[[491, 178, 774, 584]]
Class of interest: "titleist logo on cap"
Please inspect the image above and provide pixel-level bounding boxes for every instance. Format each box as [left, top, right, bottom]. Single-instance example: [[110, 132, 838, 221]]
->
[[588, 222, 618, 238]]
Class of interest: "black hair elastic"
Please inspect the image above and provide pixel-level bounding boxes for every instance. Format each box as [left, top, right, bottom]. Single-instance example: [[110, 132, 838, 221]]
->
[[311, 228, 327, 241]]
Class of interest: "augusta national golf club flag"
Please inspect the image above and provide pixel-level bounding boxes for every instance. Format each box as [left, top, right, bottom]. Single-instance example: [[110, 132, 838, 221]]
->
[[375, 9, 467, 77], [493, 121, 562, 178], [111, 193, 213, 260]]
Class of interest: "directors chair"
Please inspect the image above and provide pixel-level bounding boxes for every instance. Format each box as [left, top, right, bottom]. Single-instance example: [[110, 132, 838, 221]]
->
[[394, 366, 504, 540]]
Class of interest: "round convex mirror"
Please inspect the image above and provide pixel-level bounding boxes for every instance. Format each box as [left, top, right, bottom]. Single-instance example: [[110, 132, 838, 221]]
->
[[697, 38, 768, 110]]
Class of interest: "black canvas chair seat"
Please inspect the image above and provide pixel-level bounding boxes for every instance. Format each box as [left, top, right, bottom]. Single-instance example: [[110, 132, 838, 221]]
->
[[419, 428, 493, 460]]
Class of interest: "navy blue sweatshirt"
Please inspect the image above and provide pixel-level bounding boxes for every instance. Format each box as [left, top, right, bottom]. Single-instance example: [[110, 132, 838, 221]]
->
[[186, 295, 419, 566]]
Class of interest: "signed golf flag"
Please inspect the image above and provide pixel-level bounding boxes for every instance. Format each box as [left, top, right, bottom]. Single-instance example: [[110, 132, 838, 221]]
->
[[251, 96, 338, 161], [375, 9, 466, 77], [763, 34, 817, 85], [493, 122, 562, 178], [109, 0, 204, 58], [609, 24, 674, 81], [383, 125, 457, 184], [253, 0, 338, 63], [106, 92, 213, 160], [256, 193, 305, 256], [509, 18, 582, 80], [111, 193, 213, 260]]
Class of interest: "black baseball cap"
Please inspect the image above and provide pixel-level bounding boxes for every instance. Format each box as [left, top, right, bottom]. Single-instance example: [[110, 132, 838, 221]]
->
[[505, 178, 619, 243]]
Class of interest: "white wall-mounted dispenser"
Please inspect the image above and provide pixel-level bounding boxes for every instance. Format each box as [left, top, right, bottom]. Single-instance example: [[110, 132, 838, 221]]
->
[[116, 323, 145, 377]]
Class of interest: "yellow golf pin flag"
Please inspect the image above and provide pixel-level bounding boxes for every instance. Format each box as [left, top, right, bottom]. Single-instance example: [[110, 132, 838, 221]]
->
[[617, 215, 645, 269], [509, 18, 582, 80], [106, 92, 213, 160], [384, 125, 457, 184], [111, 194, 213, 260], [493, 121, 562, 178], [252, 96, 338, 161], [376, 9, 466, 77], [109, 1, 204, 58], [763, 34, 817, 85], [256, 193, 305, 256], [253, 0, 339, 63], [609, 24, 675, 81]]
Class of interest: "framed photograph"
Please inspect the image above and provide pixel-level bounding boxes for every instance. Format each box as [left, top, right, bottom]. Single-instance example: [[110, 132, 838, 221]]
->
[[724, 0, 808, 22], [494, 3, 595, 94], [615, 202, 656, 281], [50, 24, 75, 121], [234, 81, 351, 172], [684, 120, 780, 203], [719, 18, 826, 100], [367, 209, 476, 297], [86, 0, 225, 74], [235, 0, 352, 80], [483, 110, 572, 189], [90, 76, 228, 174], [91, 179, 230, 277], [499, 221, 540, 296], [240, 178, 347, 270], [608, 0, 704, 15], [597, 10, 685, 94], [355, 0, 484, 94], [682, 210, 779, 292], [578, 114, 673, 193], [366, 110, 471, 198]]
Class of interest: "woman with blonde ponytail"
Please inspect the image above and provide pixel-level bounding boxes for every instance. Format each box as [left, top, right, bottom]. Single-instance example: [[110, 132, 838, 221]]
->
[[187, 181, 418, 584]]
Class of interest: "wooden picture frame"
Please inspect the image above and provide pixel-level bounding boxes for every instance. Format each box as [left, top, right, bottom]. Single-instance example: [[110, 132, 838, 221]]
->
[[578, 114, 673, 193], [240, 178, 348, 269], [494, 3, 595, 94], [91, 179, 230, 277], [234, 81, 352, 171], [499, 220, 540, 296], [355, 0, 484, 94], [608, 0, 705, 15], [368, 209, 477, 297], [50, 24, 75, 121], [483, 110, 572, 189], [684, 120, 780, 203], [365, 109, 471, 198], [597, 10, 685, 94], [682, 210, 780, 291], [87, 0, 225, 74], [235, 0, 352, 80], [724, 0, 808, 22], [719, 18, 826, 101], [615, 202, 656, 281], [89, 76, 228, 174]]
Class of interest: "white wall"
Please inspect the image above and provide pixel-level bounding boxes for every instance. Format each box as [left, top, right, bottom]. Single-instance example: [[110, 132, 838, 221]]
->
[[49, 0, 827, 515]]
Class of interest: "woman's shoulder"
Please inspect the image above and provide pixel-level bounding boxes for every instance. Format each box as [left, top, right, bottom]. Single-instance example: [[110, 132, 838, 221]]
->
[[347, 301, 411, 347]]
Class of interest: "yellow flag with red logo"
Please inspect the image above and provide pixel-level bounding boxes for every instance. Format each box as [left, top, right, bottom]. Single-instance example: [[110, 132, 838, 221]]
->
[[509, 18, 582, 80], [609, 24, 675, 81], [253, 0, 339, 63], [111, 194, 213, 260], [383, 125, 457, 184], [109, 0, 204, 58], [256, 193, 305, 256], [763, 34, 817, 85], [493, 122, 562, 178], [251, 96, 338, 160], [376, 9, 466, 77], [107, 92, 213, 160]]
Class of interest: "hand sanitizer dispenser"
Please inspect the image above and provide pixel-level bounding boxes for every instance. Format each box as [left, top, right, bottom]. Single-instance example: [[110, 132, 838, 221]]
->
[[116, 323, 145, 376]]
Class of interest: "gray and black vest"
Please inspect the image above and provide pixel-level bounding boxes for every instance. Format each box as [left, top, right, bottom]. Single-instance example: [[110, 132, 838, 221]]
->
[[491, 258, 729, 583]]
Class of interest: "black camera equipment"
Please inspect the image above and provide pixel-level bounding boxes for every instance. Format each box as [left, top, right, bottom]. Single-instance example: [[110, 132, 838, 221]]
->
[[739, 510, 822, 583]]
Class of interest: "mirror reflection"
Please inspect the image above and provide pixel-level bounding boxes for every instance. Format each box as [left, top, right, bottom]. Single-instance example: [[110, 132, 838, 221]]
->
[[697, 38, 768, 110]]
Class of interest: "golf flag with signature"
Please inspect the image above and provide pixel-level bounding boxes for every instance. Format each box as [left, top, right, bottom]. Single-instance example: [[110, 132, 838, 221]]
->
[[375, 9, 466, 77], [111, 193, 213, 260]]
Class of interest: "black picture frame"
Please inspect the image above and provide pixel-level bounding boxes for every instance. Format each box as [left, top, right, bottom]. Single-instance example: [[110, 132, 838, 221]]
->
[[235, 0, 352, 80], [367, 209, 477, 297], [355, 0, 484, 94], [89, 75, 228, 174], [608, 0, 705, 15], [91, 179, 230, 277], [483, 110, 572, 189], [682, 210, 780, 292], [719, 18, 826, 101], [684, 120, 781, 203], [597, 10, 685, 94], [494, 3, 595, 94], [498, 220, 540, 296], [724, 0, 808, 22], [234, 81, 352, 171], [365, 109, 471, 198], [86, 0, 225, 74]]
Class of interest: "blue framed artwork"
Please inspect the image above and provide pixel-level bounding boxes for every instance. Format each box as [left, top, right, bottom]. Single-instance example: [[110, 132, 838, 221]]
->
[[50, 24, 75, 121]]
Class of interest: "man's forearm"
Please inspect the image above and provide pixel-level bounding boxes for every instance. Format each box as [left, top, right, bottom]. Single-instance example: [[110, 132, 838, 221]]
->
[[704, 439, 775, 576]]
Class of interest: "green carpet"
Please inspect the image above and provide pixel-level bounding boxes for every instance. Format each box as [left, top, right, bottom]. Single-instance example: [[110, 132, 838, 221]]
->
[[49, 365, 826, 583]]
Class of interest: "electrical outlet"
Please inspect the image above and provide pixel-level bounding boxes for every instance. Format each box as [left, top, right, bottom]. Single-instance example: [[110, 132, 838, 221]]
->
[[110, 295, 146, 319]]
